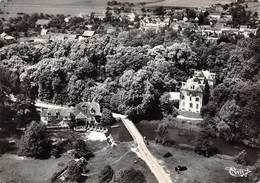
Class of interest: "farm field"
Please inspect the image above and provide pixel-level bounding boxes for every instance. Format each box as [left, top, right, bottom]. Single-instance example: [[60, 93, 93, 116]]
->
[[0, 0, 161, 17], [146, 0, 234, 7], [0, 0, 246, 17]]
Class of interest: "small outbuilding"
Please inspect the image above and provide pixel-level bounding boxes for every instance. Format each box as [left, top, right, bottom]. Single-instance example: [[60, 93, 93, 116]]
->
[[35, 19, 50, 28], [82, 30, 95, 37]]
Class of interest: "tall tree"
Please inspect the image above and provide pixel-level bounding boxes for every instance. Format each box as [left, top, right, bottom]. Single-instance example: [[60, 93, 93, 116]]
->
[[18, 121, 51, 159], [203, 79, 210, 106]]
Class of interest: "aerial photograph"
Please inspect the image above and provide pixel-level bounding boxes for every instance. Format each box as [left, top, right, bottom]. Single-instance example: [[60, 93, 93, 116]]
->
[[0, 0, 259, 183]]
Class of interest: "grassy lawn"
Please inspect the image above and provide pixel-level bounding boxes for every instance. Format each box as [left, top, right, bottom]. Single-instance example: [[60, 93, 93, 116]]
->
[[0, 137, 157, 183], [0, 154, 72, 183], [86, 142, 157, 183], [148, 142, 256, 183]]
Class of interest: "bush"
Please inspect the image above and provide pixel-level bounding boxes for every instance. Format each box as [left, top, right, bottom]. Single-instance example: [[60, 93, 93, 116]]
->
[[194, 132, 219, 157], [194, 139, 219, 157], [234, 150, 249, 165], [98, 165, 114, 183], [74, 139, 94, 160], [114, 167, 146, 183], [51, 146, 62, 158], [163, 152, 172, 158], [67, 160, 84, 182], [155, 123, 169, 145]]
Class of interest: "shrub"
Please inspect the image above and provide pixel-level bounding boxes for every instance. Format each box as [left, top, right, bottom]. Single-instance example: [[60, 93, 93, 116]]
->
[[114, 167, 146, 183], [98, 165, 114, 183], [234, 150, 249, 165], [67, 160, 84, 182], [194, 132, 219, 157], [74, 139, 94, 160]]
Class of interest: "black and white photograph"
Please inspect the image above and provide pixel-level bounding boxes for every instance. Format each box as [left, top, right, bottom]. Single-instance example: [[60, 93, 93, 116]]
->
[[0, 0, 259, 182]]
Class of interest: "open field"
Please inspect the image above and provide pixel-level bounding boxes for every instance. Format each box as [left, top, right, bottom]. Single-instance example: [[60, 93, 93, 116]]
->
[[0, 140, 156, 183], [0, 0, 161, 17], [0, 154, 72, 183], [148, 142, 257, 183], [87, 142, 157, 183], [247, 2, 260, 15], [0, 0, 249, 17], [146, 0, 234, 7]]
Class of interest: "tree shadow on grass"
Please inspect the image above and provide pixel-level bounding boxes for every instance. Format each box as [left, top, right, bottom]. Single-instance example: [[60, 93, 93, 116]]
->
[[0, 139, 18, 155]]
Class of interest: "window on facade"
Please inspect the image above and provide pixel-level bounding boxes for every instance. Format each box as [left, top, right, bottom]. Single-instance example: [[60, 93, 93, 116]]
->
[[196, 97, 199, 101], [190, 103, 193, 108], [190, 96, 192, 101], [196, 104, 199, 109], [90, 108, 95, 115], [181, 95, 185, 99], [183, 102, 185, 107]]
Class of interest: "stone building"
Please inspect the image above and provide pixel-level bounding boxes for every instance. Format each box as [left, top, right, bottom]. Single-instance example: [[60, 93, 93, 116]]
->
[[179, 70, 215, 113], [41, 100, 102, 126]]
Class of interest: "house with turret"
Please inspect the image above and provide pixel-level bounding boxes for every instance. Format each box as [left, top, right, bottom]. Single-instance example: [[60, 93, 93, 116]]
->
[[179, 70, 215, 113]]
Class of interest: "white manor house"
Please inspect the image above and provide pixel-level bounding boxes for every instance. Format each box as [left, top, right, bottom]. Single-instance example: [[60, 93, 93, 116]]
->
[[179, 70, 216, 113]]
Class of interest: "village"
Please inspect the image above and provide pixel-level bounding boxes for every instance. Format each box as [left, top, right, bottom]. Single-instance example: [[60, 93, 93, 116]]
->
[[0, 0, 259, 44]]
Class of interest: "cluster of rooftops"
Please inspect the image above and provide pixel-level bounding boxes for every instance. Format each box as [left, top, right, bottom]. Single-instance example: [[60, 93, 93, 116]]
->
[[41, 100, 102, 125]]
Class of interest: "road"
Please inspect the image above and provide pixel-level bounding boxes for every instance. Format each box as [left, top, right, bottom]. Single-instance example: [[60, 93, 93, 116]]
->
[[35, 100, 68, 109], [34, 101, 172, 183], [113, 113, 172, 183]]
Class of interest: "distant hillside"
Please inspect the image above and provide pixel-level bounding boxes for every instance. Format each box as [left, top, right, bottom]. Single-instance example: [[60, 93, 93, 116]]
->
[[146, 0, 235, 7]]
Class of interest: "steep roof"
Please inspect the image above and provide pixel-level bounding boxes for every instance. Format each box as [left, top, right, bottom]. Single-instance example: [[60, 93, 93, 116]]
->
[[41, 108, 74, 117], [0, 32, 7, 38], [75, 112, 89, 120], [35, 19, 50, 26], [76, 101, 101, 116], [181, 78, 203, 93], [194, 70, 215, 81], [90, 101, 102, 116], [82, 30, 95, 37]]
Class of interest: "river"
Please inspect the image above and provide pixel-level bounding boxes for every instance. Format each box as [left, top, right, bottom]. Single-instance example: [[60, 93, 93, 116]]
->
[[110, 121, 260, 165]]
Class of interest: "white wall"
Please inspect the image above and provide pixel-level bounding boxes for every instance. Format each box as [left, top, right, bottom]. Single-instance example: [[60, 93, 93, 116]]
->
[[179, 90, 203, 113]]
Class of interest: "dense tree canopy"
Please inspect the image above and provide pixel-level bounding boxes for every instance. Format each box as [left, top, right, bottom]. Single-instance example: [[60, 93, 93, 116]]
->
[[0, 26, 259, 144]]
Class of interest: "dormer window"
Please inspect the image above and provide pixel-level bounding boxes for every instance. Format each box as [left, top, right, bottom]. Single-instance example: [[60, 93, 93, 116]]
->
[[90, 108, 95, 115]]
